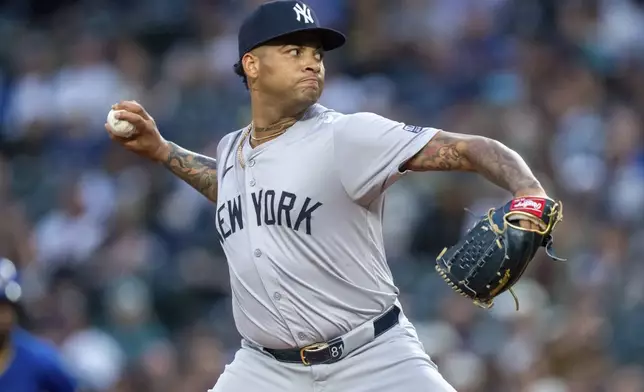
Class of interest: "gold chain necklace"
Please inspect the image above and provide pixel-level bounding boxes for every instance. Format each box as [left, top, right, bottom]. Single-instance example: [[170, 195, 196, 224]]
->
[[251, 128, 287, 141], [236, 123, 289, 168], [237, 124, 252, 169]]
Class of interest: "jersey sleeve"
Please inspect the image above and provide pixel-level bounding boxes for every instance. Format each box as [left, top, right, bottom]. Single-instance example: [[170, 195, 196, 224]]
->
[[38, 346, 78, 392], [332, 112, 440, 203]]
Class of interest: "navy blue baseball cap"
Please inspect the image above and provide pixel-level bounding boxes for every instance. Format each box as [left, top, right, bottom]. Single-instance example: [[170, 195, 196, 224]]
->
[[237, 0, 346, 61]]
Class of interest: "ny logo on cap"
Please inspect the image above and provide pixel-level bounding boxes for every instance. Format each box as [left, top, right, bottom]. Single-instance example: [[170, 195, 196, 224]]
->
[[293, 3, 314, 24]]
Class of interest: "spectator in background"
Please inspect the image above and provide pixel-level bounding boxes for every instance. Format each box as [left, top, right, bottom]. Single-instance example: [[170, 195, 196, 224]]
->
[[0, 258, 77, 392], [34, 176, 105, 269]]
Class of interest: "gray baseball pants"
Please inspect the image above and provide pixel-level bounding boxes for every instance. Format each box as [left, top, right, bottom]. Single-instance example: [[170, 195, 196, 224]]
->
[[209, 315, 457, 392]]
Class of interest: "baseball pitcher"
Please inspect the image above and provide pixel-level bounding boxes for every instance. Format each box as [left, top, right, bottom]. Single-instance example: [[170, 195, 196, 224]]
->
[[106, 1, 563, 391]]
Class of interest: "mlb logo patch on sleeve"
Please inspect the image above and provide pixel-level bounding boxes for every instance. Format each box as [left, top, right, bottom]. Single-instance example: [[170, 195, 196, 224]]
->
[[403, 125, 425, 134]]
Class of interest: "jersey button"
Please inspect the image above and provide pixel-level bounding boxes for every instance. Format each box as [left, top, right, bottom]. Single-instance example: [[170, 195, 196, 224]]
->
[[250, 179, 256, 187], [297, 332, 306, 341], [254, 249, 262, 257], [248, 159, 256, 167], [273, 292, 281, 301]]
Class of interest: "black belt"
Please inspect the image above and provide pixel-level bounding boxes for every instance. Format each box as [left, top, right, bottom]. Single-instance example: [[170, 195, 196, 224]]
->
[[264, 305, 401, 366]]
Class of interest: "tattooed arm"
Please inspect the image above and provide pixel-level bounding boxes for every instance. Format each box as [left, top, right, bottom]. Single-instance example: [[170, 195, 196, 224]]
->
[[158, 141, 219, 203], [402, 131, 545, 197]]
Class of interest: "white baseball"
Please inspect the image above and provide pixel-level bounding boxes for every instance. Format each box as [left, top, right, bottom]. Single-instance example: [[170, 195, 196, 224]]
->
[[107, 109, 136, 137]]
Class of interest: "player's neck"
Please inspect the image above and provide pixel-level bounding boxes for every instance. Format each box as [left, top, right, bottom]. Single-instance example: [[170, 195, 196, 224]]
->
[[250, 98, 308, 130]]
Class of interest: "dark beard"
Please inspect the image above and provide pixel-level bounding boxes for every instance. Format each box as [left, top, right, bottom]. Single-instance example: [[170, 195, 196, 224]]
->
[[0, 332, 9, 351]]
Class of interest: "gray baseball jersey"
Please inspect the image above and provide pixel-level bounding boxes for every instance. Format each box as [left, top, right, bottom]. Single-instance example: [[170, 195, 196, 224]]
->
[[214, 103, 439, 349]]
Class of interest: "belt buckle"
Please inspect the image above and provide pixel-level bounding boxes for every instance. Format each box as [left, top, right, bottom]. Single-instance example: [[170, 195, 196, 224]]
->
[[299, 342, 328, 366]]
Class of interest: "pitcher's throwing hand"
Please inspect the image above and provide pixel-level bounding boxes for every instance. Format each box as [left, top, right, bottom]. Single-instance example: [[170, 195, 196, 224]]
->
[[105, 101, 170, 162]]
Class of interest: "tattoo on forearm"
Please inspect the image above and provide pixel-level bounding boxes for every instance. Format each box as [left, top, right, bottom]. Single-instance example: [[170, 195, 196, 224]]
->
[[163, 142, 218, 203], [405, 132, 541, 194], [464, 136, 541, 194]]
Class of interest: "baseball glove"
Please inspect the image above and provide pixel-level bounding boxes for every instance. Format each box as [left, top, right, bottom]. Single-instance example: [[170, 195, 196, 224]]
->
[[435, 196, 565, 311]]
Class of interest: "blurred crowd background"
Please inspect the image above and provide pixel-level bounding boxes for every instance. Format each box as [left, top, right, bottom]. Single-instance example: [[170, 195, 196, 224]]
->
[[0, 0, 643, 391]]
